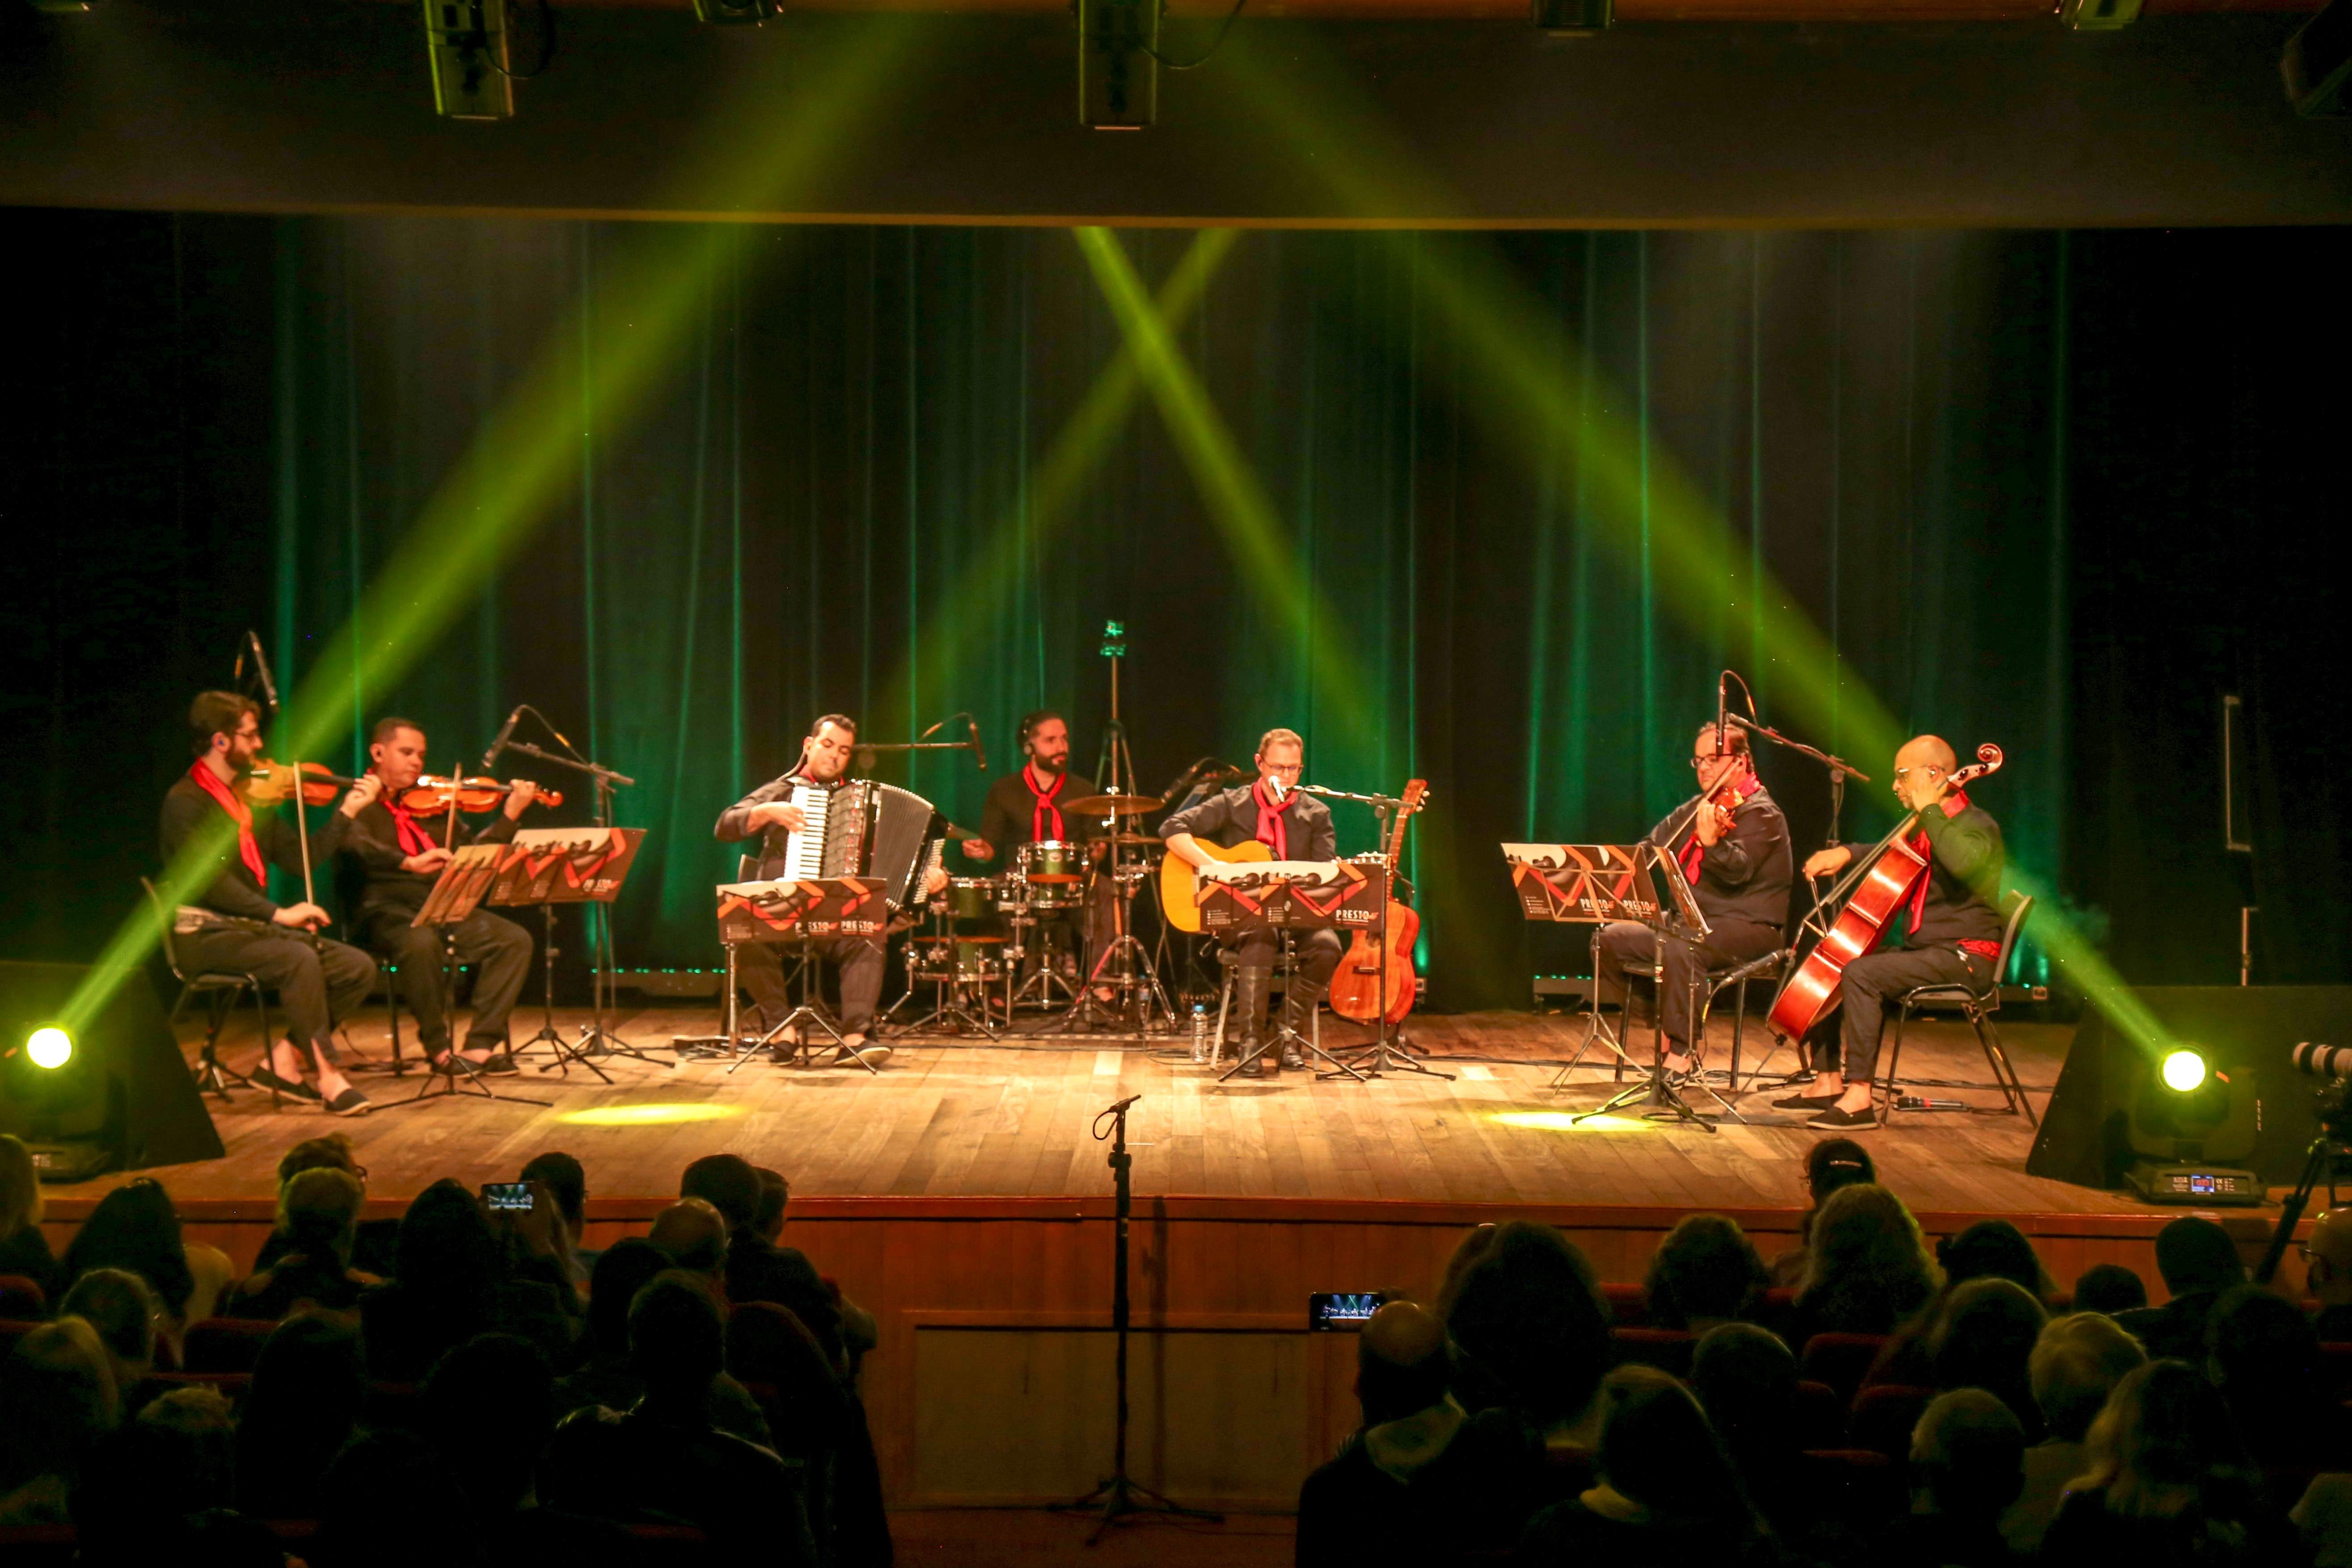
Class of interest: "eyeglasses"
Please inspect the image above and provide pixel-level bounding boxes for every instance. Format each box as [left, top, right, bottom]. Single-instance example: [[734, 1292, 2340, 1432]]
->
[[1261, 762, 1303, 776], [1892, 766, 1947, 783], [1690, 755, 1738, 769]]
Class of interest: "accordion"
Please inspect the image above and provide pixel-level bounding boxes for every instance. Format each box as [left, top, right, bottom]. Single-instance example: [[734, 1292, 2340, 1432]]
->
[[766, 779, 941, 911]]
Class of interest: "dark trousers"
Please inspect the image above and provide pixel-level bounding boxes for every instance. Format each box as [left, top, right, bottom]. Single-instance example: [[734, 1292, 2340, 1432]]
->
[[742, 934, 885, 1034], [178, 927, 378, 1065], [1594, 917, 1785, 1053], [1225, 926, 1345, 981], [361, 908, 534, 1054], [1808, 944, 1993, 1085]]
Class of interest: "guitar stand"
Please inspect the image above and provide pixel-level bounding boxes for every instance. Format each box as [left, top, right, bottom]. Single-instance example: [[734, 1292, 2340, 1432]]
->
[[1330, 875, 1449, 1082], [511, 904, 612, 1083]]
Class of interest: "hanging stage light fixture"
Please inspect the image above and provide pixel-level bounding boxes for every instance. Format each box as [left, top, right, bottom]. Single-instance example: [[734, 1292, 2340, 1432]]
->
[[1079, 0, 1159, 130]]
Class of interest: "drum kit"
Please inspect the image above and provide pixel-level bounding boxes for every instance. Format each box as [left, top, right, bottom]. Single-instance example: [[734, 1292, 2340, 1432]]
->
[[892, 792, 1175, 1037]]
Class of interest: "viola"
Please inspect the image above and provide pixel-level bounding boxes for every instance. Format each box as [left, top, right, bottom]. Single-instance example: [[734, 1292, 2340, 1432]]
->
[[1330, 780, 1430, 1026], [397, 776, 562, 814], [1766, 744, 2004, 1044]]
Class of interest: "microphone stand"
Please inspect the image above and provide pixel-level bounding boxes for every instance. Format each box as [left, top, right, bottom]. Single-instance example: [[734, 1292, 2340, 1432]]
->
[[496, 737, 664, 1066], [1720, 713, 1870, 945], [1295, 785, 1449, 1082]]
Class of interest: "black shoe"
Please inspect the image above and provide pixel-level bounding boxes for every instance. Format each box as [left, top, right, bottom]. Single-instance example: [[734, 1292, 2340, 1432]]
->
[[1281, 1041, 1305, 1071], [1806, 1103, 1879, 1131], [1773, 1092, 1841, 1112], [470, 1052, 521, 1076], [250, 1066, 321, 1103], [325, 1086, 373, 1116]]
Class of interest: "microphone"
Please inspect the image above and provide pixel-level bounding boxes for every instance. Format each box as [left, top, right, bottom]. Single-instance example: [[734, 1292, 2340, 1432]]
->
[[1717, 669, 1729, 755], [1264, 773, 1289, 803], [482, 704, 523, 770], [968, 717, 987, 772], [1104, 1093, 1142, 1114], [240, 631, 279, 714]]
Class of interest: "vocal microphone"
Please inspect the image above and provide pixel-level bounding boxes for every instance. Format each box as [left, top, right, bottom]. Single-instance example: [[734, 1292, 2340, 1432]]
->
[[1104, 1093, 1142, 1114], [482, 704, 524, 770], [1264, 773, 1289, 803], [239, 631, 280, 714], [1717, 669, 1730, 755], [968, 718, 987, 773]]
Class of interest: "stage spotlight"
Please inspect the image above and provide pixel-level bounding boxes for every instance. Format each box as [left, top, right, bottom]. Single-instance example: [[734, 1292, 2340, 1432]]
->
[[693, 0, 776, 21], [2122, 1040, 2262, 1205], [1530, 0, 1610, 34], [2160, 1048, 2207, 1093], [422, 0, 516, 121], [1078, 0, 1157, 130], [25, 1026, 73, 1070], [2059, 0, 2140, 30]]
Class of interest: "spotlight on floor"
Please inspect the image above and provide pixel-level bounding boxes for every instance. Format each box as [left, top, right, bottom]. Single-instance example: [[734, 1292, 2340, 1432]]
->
[[2124, 1041, 2263, 1205], [694, 0, 777, 21], [2284, 0, 2352, 117], [1078, 0, 1157, 130], [1530, 0, 1610, 35], [422, 0, 516, 121], [25, 1026, 73, 1070]]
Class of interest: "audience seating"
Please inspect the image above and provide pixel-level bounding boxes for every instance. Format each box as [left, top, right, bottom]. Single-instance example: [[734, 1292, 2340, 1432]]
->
[[1848, 1382, 1936, 1461], [1599, 1280, 1647, 1325], [1792, 1378, 1848, 1450], [180, 1315, 276, 1373], [0, 1274, 45, 1319], [1797, 1448, 1905, 1526], [1797, 1331, 1889, 1406]]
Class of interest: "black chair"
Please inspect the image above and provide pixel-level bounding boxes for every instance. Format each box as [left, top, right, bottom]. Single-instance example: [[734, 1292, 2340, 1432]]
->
[[142, 877, 268, 1099], [1875, 891, 2038, 1126]]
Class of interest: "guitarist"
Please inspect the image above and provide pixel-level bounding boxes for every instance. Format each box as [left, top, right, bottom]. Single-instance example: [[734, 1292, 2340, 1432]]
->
[[1595, 723, 1791, 1088], [1161, 728, 1339, 1076], [1778, 734, 2005, 1132]]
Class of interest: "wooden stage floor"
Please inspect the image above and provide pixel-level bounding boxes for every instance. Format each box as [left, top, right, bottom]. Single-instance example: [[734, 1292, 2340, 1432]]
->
[[77, 1003, 2125, 1218]]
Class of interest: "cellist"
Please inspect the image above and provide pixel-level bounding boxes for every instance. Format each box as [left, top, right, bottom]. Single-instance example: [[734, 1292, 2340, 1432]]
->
[[1778, 734, 2006, 1131], [158, 691, 383, 1115], [1594, 723, 1792, 1082]]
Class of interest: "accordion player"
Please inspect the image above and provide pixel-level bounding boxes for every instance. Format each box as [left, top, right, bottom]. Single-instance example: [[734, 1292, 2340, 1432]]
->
[[715, 713, 951, 1066]]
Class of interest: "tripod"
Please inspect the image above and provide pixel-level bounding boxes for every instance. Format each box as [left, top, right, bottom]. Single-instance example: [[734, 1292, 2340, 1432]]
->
[[1572, 848, 1723, 1133], [1053, 1095, 1223, 1542], [2256, 1128, 2352, 1285], [511, 904, 612, 1082]]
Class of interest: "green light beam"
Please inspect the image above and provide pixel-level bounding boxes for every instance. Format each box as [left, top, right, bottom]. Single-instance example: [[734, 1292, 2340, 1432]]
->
[[62, 22, 930, 1036], [1074, 227, 1376, 751], [871, 228, 1239, 735]]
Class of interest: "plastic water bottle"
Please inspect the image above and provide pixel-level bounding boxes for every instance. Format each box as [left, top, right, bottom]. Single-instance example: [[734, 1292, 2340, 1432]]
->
[[1189, 1003, 1209, 1064]]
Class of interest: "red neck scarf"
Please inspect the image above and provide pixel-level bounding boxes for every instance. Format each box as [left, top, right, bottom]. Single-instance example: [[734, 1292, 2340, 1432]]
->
[[1677, 768, 1757, 883], [369, 769, 440, 857], [1906, 790, 1992, 949], [1251, 779, 1292, 860], [1025, 764, 1066, 842], [188, 761, 268, 886]]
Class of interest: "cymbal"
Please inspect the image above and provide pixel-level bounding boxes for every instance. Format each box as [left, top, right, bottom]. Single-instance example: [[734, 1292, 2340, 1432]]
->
[[1065, 793, 1161, 816], [1107, 833, 1165, 848]]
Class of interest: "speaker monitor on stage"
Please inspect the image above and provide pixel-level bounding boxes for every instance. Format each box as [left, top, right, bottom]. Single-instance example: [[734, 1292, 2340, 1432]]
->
[[0, 960, 224, 1183], [2028, 985, 2352, 1204]]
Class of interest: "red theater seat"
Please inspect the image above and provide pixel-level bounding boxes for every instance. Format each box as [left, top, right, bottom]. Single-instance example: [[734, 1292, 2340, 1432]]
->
[[1849, 1383, 1935, 1461], [1600, 1281, 1648, 1326], [1799, 1332, 1890, 1406], [181, 1316, 275, 1373], [1610, 1326, 1697, 1376]]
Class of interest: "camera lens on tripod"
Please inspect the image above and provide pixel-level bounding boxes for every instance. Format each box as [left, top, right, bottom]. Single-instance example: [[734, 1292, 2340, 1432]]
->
[[2292, 1041, 2352, 1080]]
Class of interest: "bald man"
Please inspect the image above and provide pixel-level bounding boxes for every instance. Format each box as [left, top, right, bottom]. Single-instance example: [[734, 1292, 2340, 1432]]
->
[[1777, 734, 2006, 1131], [1297, 1301, 1467, 1568]]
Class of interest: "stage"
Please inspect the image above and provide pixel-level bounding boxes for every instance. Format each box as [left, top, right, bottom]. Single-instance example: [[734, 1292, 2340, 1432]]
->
[[33, 1002, 2255, 1515]]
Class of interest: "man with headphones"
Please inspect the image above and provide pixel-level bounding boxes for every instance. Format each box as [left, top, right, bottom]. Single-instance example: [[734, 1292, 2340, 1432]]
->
[[961, 711, 1115, 988]]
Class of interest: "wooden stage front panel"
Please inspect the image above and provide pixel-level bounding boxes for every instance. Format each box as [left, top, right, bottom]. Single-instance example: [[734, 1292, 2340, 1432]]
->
[[40, 1006, 2276, 1511]]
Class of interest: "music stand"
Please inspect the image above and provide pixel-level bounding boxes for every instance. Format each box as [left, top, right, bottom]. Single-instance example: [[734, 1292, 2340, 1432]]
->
[[716, 876, 887, 1074], [379, 845, 552, 1112], [497, 735, 641, 1058], [1191, 860, 1367, 1083], [485, 828, 645, 1076], [1566, 845, 1726, 1132], [1504, 842, 1655, 1084]]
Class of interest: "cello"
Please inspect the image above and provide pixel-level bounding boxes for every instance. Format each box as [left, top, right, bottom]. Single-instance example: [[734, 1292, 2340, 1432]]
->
[[1330, 780, 1429, 1025], [1765, 743, 2004, 1043]]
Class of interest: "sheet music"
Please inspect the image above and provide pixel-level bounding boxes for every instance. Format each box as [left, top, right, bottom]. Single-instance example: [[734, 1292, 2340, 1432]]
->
[[1197, 859, 1346, 886]]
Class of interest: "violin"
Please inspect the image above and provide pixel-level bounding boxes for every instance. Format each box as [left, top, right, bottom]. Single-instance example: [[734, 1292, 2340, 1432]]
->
[[241, 759, 363, 809], [397, 776, 563, 814], [1766, 743, 2004, 1044], [1703, 775, 1751, 837]]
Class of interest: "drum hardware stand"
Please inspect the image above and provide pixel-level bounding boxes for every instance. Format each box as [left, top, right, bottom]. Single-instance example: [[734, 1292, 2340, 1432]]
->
[[1008, 901, 1081, 1010], [890, 902, 1002, 1039], [498, 732, 667, 1067], [1058, 853, 1175, 1037], [511, 903, 612, 1082], [1054, 1094, 1223, 1543]]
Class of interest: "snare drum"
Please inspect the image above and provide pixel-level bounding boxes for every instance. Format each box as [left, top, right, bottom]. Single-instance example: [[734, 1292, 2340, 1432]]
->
[[945, 876, 998, 922], [1020, 840, 1085, 884]]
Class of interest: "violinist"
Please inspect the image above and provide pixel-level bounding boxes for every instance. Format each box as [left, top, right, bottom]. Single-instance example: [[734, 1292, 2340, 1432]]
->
[[158, 692, 383, 1116], [1777, 734, 2004, 1132], [337, 717, 539, 1077], [1593, 723, 1792, 1082]]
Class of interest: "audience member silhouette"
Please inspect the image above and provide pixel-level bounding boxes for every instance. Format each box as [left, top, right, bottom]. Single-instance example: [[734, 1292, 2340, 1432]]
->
[[1516, 1367, 1773, 1568], [360, 1178, 575, 1381], [0, 1316, 119, 1525], [520, 1150, 599, 1275], [1928, 1277, 2049, 1439], [2038, 1358, 2293, 1566], [1879, 1388, 2024, 1568], [57, 1267, 160, 1394], [2207, 1283, 2344, 1473], [1689, 1323, 1818, 1548], [681, 1154, 847, 1365], [1790, 1183, 1941, 1342], [2072, 1261, 2150, 1318], [554, 1234, 772, 1444], [69, 1385, 279, 1568], [1770, 1138, 1877, 1288], [236, 1310, 367, 1521], [2002, 1310, 2145, 1554], [1645, 1215, 1770, 1334], [227, 1166, 377, 1319], [311, 1429, 481, 1568], [1444, 1221, 1616, 1452], [61, 1177, 228, 1348], [253, 1133, 399, 1277], [2114, 1218, 2248, 1362], [2305, 1210, 2352, 1344], [421, 1330, 633, 1556], [0, 1133, 65, 1304]]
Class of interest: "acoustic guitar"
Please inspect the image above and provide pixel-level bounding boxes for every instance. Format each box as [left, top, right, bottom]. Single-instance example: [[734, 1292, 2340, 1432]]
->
[[1158, 837, 1273, 935], [1329, 780, 1429, 1024]]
